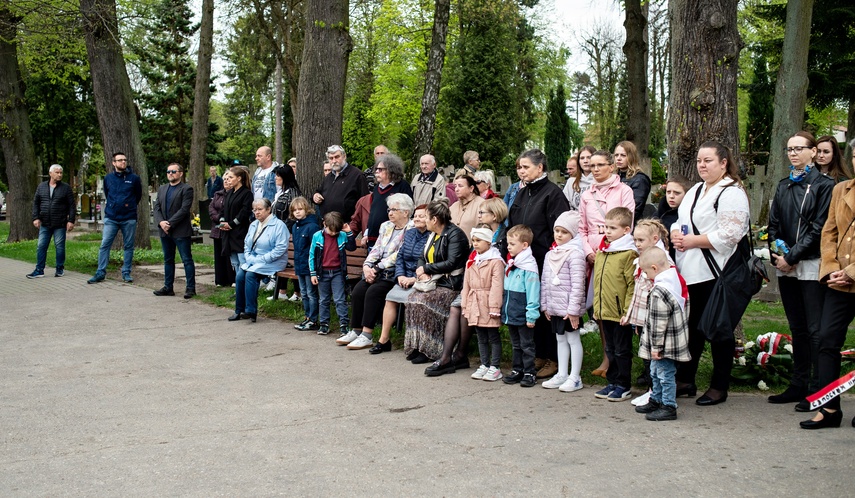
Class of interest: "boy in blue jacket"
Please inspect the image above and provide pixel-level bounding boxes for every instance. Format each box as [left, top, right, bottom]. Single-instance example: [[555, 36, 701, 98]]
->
[[501, 225, 541, 387], [290, 197, 321, 331], [309, 211, 356, 335]]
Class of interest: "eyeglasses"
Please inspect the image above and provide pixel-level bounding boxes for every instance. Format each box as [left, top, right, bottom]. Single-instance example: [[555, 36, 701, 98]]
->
[[387, 208, 404, 213], [374, 167, 387, 172], [166, 170, 181, 174], [785, 146, 811, 154]]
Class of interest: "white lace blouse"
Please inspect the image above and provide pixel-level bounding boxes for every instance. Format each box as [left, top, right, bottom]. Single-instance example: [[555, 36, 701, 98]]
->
[[671, 178, 750, 285]]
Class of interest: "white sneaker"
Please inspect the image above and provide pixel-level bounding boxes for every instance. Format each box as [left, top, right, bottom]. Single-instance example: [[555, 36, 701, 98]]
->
[[559, 377, 584, 392], [471, 365, 489, 379], [346, 335, 374, 350], [267, 293, 288, 301], [335, 330, 359, 345], [482, 366, 503, 381], [265, 279, 277, 292], [542, 374, 569, 389], [288, 293, 302, 302], [631, 390, 652, 406]]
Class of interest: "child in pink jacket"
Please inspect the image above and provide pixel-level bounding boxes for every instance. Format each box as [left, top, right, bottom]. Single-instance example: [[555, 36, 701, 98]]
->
[[540, 211, 588, 392], [462, 225, 506, 382]]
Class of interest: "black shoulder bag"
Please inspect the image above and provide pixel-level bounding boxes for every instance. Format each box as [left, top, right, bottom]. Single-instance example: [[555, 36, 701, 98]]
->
[[689, 185, 768, 342]]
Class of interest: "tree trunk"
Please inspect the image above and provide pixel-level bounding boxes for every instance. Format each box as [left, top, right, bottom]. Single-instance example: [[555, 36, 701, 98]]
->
[[0, 6, 39, 242], [275, 61, 283, 163], [80, 0, 151, 248], [623, 0, 650, 174], [412, 0, 451, 176], [667, 0, 742, 182], [759, 0, 814, 223], [294, 0, 352, 195], [189, 0, 214, 210]]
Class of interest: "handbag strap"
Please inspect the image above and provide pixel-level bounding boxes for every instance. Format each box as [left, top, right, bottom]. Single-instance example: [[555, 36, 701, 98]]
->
[[689, 182, 754, 280]]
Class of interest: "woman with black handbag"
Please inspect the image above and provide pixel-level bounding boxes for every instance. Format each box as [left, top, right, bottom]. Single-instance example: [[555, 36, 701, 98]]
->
[[669, 141, 750, 406], [767, 132, 834, 410]]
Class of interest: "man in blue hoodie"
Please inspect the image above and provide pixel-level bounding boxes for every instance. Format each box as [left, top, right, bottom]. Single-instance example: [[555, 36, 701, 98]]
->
[[88, 152, 143, 284]]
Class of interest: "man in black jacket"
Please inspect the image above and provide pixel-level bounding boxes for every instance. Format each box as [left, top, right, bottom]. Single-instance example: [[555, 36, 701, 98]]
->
[[313, 145, 368, 220], [153, 163, 196, 298], [28, 164, 76, 278]]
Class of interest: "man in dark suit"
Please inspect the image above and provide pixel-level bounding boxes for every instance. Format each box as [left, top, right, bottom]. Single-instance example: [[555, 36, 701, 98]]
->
[[206, 166, 223, 199], [153, 163, 196, 298]]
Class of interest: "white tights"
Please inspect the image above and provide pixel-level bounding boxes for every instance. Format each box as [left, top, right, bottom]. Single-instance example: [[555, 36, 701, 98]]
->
[[556, 331, 583, 380]]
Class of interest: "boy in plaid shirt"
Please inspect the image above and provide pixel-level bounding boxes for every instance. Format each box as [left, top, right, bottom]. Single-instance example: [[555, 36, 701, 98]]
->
[[635, 247, 690, 421]]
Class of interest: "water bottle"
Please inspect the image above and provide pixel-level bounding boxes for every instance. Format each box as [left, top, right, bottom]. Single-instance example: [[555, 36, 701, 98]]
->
[[773, 239, 790, 255], [681, 224, 689, 235]]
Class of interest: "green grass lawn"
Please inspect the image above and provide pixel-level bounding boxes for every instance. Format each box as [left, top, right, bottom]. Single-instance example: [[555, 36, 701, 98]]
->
[[0, 221, 214, 272], [3, 220, 853, 393]]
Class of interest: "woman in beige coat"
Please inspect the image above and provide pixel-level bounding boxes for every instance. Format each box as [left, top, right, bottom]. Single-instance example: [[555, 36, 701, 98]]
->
[[462, 226, 506, 381], [800, 149, 855, 429]]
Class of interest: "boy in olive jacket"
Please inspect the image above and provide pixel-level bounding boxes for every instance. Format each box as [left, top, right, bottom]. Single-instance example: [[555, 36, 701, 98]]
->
[[592, 207, 638, 402]]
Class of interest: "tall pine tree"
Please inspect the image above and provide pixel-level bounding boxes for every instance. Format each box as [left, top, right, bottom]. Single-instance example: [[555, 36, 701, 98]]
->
[[544, 84, 571, 170], [132, 0, 198, 181]]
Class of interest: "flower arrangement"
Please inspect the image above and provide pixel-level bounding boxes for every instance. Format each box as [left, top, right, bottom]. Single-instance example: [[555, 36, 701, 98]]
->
[[191, 214, 201, 235], [731, 332, 793, 386]]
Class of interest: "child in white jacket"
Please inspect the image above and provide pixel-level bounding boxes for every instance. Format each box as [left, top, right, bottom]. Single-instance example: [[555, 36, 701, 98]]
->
[[540, 211, 588, 392]]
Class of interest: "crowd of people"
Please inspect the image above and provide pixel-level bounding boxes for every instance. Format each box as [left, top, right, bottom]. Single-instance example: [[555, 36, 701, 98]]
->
[[26, 136, 855, 427]]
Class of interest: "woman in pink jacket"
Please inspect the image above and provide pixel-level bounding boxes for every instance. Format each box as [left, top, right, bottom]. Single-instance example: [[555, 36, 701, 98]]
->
[[578, 149, 635, 377]]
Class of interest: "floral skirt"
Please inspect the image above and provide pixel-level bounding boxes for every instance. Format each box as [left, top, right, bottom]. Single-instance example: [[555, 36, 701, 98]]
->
[[404, 286, 458, 360]]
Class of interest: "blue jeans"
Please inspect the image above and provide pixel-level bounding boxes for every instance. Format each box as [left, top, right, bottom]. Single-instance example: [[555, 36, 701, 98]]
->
[[317, 269, 348, 328], [96, 218, 137, 276], [160, 236, 195, 291], [236, 269, 263, 314], [651, 358, 677, 408], [36, 225, 66, 271], [298, 274, 319, 322]]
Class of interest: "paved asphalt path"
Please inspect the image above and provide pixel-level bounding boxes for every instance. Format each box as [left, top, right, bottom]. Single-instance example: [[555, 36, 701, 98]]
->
[[0, 257, 852, 496]]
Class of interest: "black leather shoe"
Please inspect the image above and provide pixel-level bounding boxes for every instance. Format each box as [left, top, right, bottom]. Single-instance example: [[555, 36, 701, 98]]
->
[[369, 341, 392, 354], [228, 313, 243, 321], [243, 312, 257, 322], [675, 383, 697, 398], [768, 386, 806, 404], [184, 289, 196, 299], [696, 389, 728, 406], [410, 352, 431, 364], [453, 355, 470, 370], [795, 399, 815, 412], [153, 287, 175, 296], [406, 350, 421, 361], [800, 407, 842, 429], [425, 361, 456, 376], [635, 399, 661, 414]]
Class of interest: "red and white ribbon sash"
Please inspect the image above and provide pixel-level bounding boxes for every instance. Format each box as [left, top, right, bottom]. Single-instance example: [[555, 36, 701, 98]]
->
[[808, 371, 855, 410]]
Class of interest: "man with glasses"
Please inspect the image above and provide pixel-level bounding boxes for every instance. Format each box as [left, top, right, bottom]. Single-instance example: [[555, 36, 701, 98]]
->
[[313, 145, 368, 220], [153, 163, 197, 298], [88, 152, 143, 284]]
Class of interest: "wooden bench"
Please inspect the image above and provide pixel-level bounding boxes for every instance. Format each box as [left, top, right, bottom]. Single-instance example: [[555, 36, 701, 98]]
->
[[272, 241, 368, 298], [272, 240, 406, 332]]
